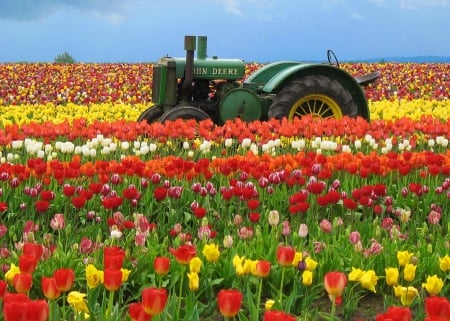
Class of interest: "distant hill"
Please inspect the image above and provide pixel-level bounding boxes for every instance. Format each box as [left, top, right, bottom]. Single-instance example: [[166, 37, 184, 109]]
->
[[349, 56, 450, 63]]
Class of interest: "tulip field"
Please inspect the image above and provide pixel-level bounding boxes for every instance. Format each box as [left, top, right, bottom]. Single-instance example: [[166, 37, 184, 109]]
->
[[0, 62, 449, 321]]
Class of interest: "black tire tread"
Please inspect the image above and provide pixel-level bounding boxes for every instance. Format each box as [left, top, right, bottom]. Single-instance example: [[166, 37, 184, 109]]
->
[[268, 75, 357, 120]]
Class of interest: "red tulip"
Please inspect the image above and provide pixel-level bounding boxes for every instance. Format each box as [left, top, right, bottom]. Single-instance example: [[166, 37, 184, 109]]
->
[[425, 296, 450, 321], [375, 306, 412, 321], [19, 255, 38, 274], [26, 300, 49, 321], [53, 268, 75, 292], [0, 279, 7, 299], [263, 310, 297, 321], [128, 302, 151, 321], [104, 246, 126, 270], [254, 260, 271, 277], [217, 289, 243, 318], [34, 200, 50, 213], [41, 276, 62, 300], [12, 273, 33, 294], [22, 242, 43, 261], [276, 246, 295, 267], [169, 244, 196, 265], [324, 271, 347, 305], [104, 254, 125, 270], [104, 269, 123, 291], [3, 300, 28, 321], [154, 257, 170, 275], [142, 287, 168, 316]]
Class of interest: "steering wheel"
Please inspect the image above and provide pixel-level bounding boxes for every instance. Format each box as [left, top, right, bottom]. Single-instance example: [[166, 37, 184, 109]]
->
[[327, 50, 340, 68]]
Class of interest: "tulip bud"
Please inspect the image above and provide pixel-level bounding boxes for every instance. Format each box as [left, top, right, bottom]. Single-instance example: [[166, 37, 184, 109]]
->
[[223, 235, 233, 248], [298, 223, 309, 238], [268, 210, 279, 226]]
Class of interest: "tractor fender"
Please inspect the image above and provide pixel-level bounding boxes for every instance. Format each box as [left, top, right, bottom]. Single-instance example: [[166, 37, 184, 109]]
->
[[246, 62, 369, 120]]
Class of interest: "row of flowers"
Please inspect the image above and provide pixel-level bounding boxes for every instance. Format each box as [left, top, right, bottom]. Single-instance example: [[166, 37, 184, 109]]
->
[[0, 62, 449, 106], [0, 115, 449, 152], [1, 243, 450, 320], [0, 98, 449, 129]]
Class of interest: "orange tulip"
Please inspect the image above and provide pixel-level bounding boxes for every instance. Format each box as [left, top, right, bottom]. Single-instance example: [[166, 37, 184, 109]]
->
[[141, 287, 168, 316], [254, 260, 271, 278], [41, 276, 62, 300], [12, 273, 33, 294], [217, 289, 243, 318], [276, 246, 295, 267], [324, 271, 347, 305], [153, 257, 170, 275]]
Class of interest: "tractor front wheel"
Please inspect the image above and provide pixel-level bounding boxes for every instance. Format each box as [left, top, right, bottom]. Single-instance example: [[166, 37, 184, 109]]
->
[[268, 75, 357, 120], [159, 106, 211, 122]]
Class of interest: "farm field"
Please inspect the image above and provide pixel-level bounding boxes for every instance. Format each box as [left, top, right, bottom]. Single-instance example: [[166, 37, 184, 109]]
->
[[0, 62, 449, 321]]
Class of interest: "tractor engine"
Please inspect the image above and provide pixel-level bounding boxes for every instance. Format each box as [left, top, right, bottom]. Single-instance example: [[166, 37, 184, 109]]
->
[[151, 36, 262, 123]]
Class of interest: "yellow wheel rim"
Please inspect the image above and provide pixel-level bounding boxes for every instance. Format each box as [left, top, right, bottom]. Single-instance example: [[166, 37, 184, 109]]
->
[[288, 94, 343, 120]]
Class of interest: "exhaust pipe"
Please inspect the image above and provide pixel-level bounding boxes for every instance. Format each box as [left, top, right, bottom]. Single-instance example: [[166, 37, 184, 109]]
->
[[182, 35, 196, 95]]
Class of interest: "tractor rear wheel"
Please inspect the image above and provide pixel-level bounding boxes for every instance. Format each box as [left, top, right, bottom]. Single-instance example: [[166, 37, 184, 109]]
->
[[137, 105, 164, 123], [159, 106, 211, 122], [268, 75, 357, 120]]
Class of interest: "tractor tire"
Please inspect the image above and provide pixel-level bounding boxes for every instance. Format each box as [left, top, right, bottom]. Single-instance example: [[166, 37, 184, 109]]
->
[[137, 105, 164, 123], [268, 75, 358, 120], [159, 106, 211, 122]]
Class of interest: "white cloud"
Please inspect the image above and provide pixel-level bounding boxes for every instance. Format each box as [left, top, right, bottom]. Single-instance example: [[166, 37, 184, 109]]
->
[[215, 0, 245, 16], [92, 12, 125, 24], [214, 0, 274, 18], [400, 0, 450, 9], [350, 12, 364, 20]]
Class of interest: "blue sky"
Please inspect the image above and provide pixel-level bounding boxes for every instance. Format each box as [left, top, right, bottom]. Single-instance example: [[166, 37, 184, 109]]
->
[[1, 0, 449, 63]]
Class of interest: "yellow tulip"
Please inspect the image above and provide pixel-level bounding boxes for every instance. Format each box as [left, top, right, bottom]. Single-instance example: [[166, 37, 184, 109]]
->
[[403, 263, 416, 282], [385, 267, 399, 286], [422, 275, 444, 295], [292, 251, 303, 267], [305, 257, 318, 271], [67, 291, 89, 313], [302, 270, 313, 286], [187, 272, 199, 291], [189, 257, 203, 274], [348, 267, 364, 282], [359, 270, 378, 293], [243, 259, 257, 275], [396, 250, 413, 267], [85, 264, 104, 289], [5, 263, 20, 284], [232, 255, 246, 276], [265, 299, 275, 311], [121, 268, 131, 283], [202, 243, 221, 262], [439, 255, 450, 272], [393, 286, 418, 306]]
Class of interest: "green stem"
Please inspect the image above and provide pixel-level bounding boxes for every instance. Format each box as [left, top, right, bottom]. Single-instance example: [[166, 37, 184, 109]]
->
[[279, 267, 286, 306], [106, 290, 114, 319], [62, 292, 67, 321], [330, 300, 336, 320], [256, 277, 263, 321], [176, 265, 186, 321]]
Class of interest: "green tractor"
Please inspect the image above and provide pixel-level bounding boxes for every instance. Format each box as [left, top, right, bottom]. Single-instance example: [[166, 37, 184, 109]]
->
[[138, 35, 379, 124]]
